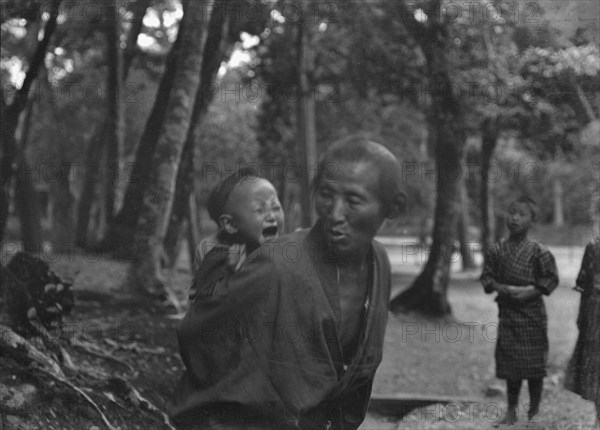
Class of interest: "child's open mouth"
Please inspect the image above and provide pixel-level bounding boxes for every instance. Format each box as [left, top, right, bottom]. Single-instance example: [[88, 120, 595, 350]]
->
[[263, 226, 278, 240]]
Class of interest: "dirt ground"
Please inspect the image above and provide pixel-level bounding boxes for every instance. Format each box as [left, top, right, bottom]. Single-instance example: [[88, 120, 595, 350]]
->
[[0, 244, 596, 430]]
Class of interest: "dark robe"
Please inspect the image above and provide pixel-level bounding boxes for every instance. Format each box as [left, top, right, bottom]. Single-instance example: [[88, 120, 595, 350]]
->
[[480, 234, 559, 379], [565, 239, 600, 406], [169, 223, 391, 429]]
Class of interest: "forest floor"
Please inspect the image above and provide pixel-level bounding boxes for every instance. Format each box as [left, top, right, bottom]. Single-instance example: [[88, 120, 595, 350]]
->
[[0, 242, 596, 430]]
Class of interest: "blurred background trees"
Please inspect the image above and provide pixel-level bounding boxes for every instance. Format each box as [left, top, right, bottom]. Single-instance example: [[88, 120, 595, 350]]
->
[[1, 0, 598, 314]]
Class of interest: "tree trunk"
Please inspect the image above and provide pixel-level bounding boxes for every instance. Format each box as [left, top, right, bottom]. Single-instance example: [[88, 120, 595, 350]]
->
[[75, 123, 107, 247], [552, 176, 564, 227], [122, 0, 152, 75], [163, 6, 230, 266], [14, 157, 43, 252], [296, 0, 318, 228], [186, 194, 202, 272], [391, 0, 465, 316], [50, 162, 75, 246], [103, 0, 123, 226], [457, 178, 476, 270], [129, 0, 213, 296], [100, 28, 183, 252], [480, 116, 499, 246], [75, 0, 148, 247], [0, 0, 61, 242]]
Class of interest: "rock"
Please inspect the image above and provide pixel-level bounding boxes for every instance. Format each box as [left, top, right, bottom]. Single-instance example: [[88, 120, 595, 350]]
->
[[1, 383, 38, 412], [485, 383, 505, 397]]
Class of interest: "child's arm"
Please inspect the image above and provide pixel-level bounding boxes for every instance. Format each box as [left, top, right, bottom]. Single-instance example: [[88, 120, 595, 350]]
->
[[480, 244, 511, 296], [512, 245, 559, 302]]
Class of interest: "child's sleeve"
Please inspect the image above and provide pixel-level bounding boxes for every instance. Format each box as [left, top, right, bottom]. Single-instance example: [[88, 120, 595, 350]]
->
[[534, 245, 559, 295], [480, 244, 499, 294]]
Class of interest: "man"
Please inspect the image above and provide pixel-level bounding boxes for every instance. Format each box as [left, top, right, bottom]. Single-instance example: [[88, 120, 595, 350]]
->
[[170, 136, 406, 430]]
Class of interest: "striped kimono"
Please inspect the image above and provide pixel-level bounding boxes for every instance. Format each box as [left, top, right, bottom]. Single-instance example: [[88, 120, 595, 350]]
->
[[565, 238, 600, 407], [480, 235, 559, 379]]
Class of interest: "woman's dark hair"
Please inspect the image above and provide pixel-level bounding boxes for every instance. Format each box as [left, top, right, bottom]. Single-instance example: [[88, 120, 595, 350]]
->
[[312, 136, 405, 218], [207, 166, 262, 224]]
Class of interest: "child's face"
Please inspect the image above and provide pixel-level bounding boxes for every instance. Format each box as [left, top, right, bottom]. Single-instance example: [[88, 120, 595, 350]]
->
[[506, 202, 533, 235], [222, 178, 284, 245]]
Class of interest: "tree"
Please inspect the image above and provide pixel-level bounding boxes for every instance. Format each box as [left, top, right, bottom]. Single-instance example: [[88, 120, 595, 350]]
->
[[162, 2, 231, 266], [390, 0, 468, 316], [295, 0, 318, 227], [128, 0, 213, 296], [75, 0, 151, 246], [0, 0, 61, 243]]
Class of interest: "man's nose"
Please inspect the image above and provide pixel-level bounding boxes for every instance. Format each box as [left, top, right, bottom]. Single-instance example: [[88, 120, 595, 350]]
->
[[330, 197, 346, 222]]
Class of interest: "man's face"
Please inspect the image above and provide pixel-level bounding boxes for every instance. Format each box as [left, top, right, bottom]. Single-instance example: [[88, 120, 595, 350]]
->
[[506, 202, 533, 235], [314, 161, 386, 258], [224, 178, 284, 244]]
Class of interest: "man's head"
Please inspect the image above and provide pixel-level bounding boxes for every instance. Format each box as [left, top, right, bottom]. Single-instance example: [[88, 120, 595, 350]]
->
[[313, 136, 406, 259], [506, 195, 538, 236], [207, 168, 284, 245]]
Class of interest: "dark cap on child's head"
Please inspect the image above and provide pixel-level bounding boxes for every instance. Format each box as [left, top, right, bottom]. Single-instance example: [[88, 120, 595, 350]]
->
[[511, 195, 539, 222], [207, 166, 262, 224]]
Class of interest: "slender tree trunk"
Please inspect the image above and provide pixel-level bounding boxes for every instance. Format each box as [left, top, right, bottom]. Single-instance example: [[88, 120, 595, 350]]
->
[[51, 162, 75, 246], [75, 0, 148, 247], [101, 29, 183, 252], [480, 116, 499, 246], [14, 157, 43, 252], [296, 1, 318, 228], [122, 0, 152, 75], [75, 123, 107, 246], [104, 0, 123, 226], [552, 177, 564, 227], [0, 0, 61, 242], [163, 6, 230, 266], [129, 0, 213, 296], [458, 178, 476, 270], [186, 194, 202, 272], [391, 0, 465, 316]]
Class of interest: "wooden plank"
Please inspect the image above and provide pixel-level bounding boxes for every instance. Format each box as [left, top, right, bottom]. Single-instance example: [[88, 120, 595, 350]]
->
[[368, 392, 481, 419]]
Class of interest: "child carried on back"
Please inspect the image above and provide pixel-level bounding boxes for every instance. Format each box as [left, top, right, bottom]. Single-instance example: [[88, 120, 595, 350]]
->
[[189, 167, 284, 300]]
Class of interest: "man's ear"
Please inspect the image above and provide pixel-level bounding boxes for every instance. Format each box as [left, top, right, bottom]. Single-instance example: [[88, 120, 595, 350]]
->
[[387, 191, 408, 219], [219, 214, 238, 235]]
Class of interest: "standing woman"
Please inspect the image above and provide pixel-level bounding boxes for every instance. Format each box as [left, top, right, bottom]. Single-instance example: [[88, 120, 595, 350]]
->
[[565, 237, 600, 427]]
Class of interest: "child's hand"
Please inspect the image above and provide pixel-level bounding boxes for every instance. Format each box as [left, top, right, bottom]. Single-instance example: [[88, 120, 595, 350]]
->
[[493, 282, 511, 296], [508, 285, 540, 302]]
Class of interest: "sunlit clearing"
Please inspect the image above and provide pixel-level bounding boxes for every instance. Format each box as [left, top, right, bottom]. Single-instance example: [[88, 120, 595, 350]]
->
[[271, 9, 285, 23], [217, 61, 228, 78], [143, 9, 161, 28], [1, 19, 27, 38], [415, 8, 427, 23], [229, 49, 251, 68], [163, 6, 182, 27], [2, 56, 26, 88], [137, 33, 158, 50], [241, 32, 260, 49]]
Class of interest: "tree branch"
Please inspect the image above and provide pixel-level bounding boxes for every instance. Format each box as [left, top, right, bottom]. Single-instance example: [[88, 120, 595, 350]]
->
[[9, 0, 61, 115], [123, 0, 152, 79]]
